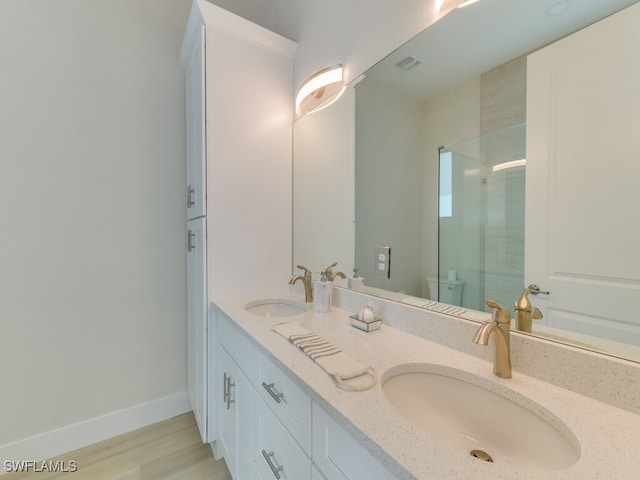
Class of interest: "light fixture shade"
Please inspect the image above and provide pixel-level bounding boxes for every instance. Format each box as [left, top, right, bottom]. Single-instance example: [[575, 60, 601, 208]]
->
[[437, 0, 480, 12], [492, 159, 526, 173], [295, 64, 344, 117]]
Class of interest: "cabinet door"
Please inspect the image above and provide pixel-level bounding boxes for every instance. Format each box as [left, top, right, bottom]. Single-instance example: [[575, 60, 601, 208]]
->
[[219, 348, 253, 480], [187, 217, 207, 442], [185, 25, 206, 220], [218, 348, 234, 464]]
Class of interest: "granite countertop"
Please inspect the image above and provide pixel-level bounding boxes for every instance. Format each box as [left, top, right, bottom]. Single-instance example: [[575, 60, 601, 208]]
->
[[215, 293, 640, 480]]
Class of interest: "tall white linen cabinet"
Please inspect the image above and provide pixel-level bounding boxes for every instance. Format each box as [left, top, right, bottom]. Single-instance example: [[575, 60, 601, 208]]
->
[[179, 0, 297, 446]]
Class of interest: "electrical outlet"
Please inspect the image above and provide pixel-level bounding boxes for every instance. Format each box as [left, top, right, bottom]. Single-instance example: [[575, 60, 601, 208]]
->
[[374, 246, 391, 279]]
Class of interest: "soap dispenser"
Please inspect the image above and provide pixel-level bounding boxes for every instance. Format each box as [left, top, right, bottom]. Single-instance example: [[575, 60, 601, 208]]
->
[[348, 268, 364, 291], [314, 271, 333, 313]]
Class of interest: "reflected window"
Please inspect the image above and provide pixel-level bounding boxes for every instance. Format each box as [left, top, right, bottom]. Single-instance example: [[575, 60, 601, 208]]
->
[[439, 150, 452, 217]]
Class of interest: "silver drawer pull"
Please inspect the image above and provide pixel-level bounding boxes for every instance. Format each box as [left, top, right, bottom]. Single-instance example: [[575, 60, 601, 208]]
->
[[261, 382, 284, 404], [187, 185, 196, 208], [187, 230, 196, 252], [261, 449, 284, 479]]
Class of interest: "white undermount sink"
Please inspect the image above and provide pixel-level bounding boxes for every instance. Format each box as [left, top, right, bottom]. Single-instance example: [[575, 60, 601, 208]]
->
[[382, 364, 580, 471], [244, 298, 307, 317]]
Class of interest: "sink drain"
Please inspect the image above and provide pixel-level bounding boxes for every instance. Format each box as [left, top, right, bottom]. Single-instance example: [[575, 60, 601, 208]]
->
[[470, 449, 494, 463]]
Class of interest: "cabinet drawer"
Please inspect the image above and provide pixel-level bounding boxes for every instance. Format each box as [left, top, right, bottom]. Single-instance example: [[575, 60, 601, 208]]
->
[[255, 395, 311, 480], [255, 349, 312, 454], [218, 310, 254, 378], [312, 403, 396, 480]]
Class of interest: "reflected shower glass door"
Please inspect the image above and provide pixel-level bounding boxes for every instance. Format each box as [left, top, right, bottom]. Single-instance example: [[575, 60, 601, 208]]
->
[[438, 124, 526, 312]]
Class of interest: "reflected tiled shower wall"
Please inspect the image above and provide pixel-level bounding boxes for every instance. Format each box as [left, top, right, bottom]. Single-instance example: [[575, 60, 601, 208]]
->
[[480, 56, 527, 312]]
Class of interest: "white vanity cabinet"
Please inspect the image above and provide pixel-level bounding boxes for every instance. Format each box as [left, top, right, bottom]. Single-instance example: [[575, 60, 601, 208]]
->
[[218, 312, 254, 480], [254, 349, 312, 479], [216, 311, 396, 480], [312, 406, 396, 480], [180, 0, 296, 445], [254, 349, 312, 454], [219, 348, 253, 480], [255, 395, 311, 480]]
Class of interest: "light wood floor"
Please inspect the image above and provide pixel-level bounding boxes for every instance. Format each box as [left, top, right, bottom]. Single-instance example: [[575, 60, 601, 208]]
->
[[3, 412, 231, 480]]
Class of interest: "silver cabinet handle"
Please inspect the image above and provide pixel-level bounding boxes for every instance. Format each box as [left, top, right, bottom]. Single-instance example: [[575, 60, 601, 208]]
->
[[187, 230, 196, 252], [223, 372, 229, 403], [261, 450, 284, 479], [226, 375, 234, 410], [528, 284, 550, 295], [261, 382, 284, 404], [187, 185, 196, 208], [223, 373, 234, 410]]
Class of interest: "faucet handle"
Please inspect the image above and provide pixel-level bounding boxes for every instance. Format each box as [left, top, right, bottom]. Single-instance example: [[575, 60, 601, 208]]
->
[[485, 300, 511, 325], [324, 262, 346, 281], [516, 284, 550, 311], [296, 265, 312, 281], [323, 262, 337, 277]]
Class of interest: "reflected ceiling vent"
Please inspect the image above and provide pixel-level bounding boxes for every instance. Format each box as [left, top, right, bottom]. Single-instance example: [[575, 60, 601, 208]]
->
[[395, 55, 422, 71]]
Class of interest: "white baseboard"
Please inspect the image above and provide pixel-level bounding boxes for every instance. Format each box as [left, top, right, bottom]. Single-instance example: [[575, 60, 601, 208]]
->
[[0, 392, 191, 475]]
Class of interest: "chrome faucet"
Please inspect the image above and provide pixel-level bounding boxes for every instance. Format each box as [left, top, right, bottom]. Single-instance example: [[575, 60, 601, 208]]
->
[[514, 284, 547, 333], [324, 262, 346, 281], [473, 300, 512, 379], [289, 265, 313, 302]]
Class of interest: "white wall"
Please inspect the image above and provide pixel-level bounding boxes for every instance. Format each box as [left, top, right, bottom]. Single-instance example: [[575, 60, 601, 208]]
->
[[0, 0, 191, 449]]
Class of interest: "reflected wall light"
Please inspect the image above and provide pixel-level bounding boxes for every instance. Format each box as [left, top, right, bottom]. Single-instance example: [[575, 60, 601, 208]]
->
[[437, 0, 481, 12], [492, 159, 526, 173], [295, 64, 345, 117]]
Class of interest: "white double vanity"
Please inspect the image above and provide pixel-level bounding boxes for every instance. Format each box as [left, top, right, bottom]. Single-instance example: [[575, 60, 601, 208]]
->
[[180, 1, 640, 478], [209, 289, 640, 479]]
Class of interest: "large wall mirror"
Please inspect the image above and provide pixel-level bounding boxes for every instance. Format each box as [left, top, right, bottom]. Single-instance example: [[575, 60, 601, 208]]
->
[[293, 0, 640, 363]]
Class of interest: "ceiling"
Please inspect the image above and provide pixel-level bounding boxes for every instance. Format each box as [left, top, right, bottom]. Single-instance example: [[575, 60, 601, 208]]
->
[[204, 0, 308, 41]]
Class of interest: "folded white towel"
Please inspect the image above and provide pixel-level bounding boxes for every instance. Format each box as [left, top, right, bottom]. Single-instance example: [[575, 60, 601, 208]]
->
[[273, 321, 377, 391]]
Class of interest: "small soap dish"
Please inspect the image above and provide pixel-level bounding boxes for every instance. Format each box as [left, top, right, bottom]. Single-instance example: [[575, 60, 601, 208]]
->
[[349, 314, 382, 332]]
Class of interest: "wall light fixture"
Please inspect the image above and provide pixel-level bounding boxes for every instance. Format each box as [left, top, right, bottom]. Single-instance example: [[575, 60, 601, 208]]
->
[[295, 64, 345, 117]]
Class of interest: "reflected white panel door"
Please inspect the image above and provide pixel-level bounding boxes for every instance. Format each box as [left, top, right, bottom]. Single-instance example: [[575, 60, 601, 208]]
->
[[525, 3, 640, 344], [187, 217, 207, 441]]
